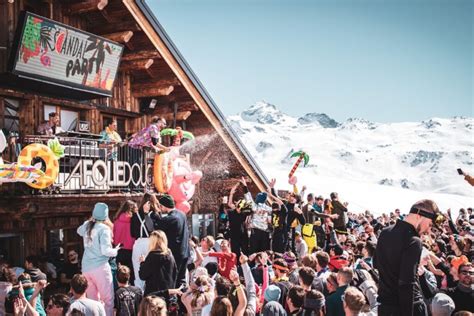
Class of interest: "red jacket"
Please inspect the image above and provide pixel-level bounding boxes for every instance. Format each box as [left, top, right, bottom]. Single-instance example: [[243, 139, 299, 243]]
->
[[209, 252, 237, 279], [113, 213, 135, 250]]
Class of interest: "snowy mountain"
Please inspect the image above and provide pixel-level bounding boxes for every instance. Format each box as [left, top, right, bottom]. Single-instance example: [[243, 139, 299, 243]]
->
[[227, 101, 474, 215]]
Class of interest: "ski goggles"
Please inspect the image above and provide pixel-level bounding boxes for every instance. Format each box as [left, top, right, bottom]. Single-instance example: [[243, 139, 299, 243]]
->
[[410, 207, 445, 229]]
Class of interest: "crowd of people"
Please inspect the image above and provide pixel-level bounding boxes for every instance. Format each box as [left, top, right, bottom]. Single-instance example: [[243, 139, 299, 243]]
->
[[0, 178, 472, 316]]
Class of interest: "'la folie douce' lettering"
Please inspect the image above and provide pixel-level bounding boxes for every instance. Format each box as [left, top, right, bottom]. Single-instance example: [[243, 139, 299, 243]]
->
[[61, 34, 97, 78]]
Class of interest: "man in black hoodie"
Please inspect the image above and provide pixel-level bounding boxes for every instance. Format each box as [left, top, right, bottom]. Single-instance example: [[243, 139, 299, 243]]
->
[[152, 194, 190, 287], [374, 199, 440, 316]]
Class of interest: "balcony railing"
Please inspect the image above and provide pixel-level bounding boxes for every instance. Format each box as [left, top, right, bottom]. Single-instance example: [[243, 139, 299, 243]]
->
[[3, 135, 155, 194]]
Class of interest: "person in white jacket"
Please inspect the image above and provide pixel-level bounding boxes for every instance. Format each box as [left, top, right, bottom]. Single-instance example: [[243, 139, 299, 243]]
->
[[77, 203, 120, 316]]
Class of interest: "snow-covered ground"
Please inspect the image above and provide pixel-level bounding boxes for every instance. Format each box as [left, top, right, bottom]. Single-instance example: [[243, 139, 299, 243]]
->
[[227, 101, 474, 216]]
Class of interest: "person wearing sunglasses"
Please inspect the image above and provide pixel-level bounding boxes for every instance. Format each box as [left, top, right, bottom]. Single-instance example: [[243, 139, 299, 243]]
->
[[374, 199, 443, 316], [128, 116, 170, 153], [444, 262, 473, 313], [46, 294, 70, 316]]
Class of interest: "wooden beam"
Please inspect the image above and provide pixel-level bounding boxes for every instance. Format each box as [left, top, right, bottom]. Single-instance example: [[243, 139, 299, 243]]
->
[[132, 85, 174, 98], [159, 111, 192, 122], [131, 78, 180, 91], [102, 31, 134, 44], [93, 20, 141, 35], [120, 58, 154, 72], [122, 50, 162, 61], [66, 0, 108, 15]]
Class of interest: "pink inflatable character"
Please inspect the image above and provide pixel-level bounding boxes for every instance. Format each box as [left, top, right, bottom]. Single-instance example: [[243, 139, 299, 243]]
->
[[159, 128, 202, 214], [168, 154, 202, 213]]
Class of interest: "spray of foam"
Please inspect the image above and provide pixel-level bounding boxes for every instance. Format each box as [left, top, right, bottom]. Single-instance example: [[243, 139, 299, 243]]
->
[[180, 133, 230, 177]]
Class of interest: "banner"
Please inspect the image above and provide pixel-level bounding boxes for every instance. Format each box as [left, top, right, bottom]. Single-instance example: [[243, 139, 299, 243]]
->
[[11, 12, 124, 96]]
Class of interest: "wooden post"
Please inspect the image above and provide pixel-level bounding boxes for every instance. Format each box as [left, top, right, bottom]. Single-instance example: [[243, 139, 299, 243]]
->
[[132, 85, 174, 98], [66, 0, 108, 15]]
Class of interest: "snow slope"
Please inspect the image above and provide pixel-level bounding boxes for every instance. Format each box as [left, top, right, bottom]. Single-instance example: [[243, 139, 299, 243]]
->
[[228, 101, 474, 215]]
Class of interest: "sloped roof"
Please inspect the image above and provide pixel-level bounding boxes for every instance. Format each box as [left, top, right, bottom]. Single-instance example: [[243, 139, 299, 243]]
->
[[124, 0, 269, 190]]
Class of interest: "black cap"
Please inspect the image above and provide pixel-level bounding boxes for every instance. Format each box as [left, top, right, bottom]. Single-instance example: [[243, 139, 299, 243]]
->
[[159, 194, 175, 209]]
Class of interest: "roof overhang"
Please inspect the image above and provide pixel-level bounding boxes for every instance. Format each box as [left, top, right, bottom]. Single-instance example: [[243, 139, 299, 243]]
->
[[122, 0, 269, 191]]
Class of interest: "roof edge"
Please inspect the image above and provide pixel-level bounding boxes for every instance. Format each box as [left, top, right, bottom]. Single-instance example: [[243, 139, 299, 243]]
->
[[135, 0, 269, 186]]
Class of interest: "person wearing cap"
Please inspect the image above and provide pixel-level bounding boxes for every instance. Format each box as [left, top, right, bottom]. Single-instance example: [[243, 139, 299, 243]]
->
[[77, 202, 120, 316], [431, 293, 455, 316], [240, 177, 272, 253], [374, 199, 441, 316], [37, 112, 65, 136], [227, 183, 252, 257], [152, 194, 190, 287]]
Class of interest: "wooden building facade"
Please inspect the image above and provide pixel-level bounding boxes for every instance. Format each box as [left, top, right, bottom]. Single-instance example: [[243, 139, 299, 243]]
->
[[0, 0, 268, 266]]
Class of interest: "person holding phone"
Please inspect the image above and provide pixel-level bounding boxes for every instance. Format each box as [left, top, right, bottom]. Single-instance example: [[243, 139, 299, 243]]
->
[[458, 168, 474, 186], [77, 203, 120, 316]]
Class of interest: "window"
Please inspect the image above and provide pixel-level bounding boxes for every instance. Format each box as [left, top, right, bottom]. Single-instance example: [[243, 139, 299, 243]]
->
[[44, 105, 79, 131], [1, 98, 20, 133]]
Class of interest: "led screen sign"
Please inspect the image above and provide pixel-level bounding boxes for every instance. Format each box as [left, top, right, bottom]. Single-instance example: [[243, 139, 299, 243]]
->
[[10, 12, 123, 97]]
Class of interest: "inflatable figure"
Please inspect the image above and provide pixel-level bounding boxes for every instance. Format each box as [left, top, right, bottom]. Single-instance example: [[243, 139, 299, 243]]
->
[[288, 150, 310, 185], [0, 132, 63, 189], [153, 128, 202, 213]]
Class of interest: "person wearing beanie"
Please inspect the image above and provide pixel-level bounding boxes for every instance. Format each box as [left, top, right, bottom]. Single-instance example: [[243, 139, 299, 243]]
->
[[431, 293, 455, 316], [152, 194, 190, 287], [374, 199, 440, 316], [264, 284, 282, 303], [240, 177, 272, 253], [77, 202, 120, 316]]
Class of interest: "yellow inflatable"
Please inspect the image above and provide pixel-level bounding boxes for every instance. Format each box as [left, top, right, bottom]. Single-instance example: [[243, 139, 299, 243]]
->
[[153, 152, 173, 193], [302, 223, 317, 253], [17, 143, 59, 189]]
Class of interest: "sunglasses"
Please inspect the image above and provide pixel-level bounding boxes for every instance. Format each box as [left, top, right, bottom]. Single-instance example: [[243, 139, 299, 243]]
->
[[47, 303, 56, 309], [459, 270, 474, 276]]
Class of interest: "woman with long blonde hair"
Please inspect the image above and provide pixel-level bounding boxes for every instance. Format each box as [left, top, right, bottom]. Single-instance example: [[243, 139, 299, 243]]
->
[[138, 230, 177, 297]]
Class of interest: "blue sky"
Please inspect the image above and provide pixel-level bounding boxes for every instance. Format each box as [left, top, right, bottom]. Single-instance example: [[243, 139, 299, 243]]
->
[[147, 0, 473, 123]]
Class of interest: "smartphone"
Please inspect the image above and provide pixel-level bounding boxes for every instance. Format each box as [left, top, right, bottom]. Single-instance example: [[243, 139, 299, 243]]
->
[[222, 196, 228, 204], [457, 168, 463, 175]]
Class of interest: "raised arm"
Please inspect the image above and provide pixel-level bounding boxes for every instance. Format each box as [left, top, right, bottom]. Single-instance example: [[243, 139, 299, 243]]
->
[[228, 182, 240, 209]]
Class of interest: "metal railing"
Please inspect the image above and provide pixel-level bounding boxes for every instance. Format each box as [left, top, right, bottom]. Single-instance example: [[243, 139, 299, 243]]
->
[[12, 135, 156, 194]]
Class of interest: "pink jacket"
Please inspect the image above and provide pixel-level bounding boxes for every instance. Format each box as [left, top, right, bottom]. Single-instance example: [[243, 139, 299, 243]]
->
[[113, 213, 135, 250]]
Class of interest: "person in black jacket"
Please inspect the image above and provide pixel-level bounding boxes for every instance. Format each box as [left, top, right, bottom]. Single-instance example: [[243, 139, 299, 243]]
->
[[374, 199, 441, 316], [444, 262, 474, 313], [152, 194, 190, 288], [139, 230, 177, 298], [286, 193, 306, 253], [330, 192, 348, 235]]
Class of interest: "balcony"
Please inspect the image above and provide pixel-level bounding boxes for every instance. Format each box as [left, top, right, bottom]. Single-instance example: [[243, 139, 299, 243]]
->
[[1, 134, 156, 195]]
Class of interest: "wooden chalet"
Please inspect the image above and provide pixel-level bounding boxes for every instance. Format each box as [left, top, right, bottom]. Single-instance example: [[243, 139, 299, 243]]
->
[[0, 0, 268, 266]]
